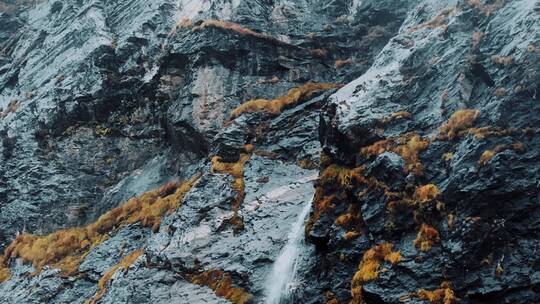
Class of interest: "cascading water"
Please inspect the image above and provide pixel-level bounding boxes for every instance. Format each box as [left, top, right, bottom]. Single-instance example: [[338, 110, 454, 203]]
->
[[264, 199, 313, 304]]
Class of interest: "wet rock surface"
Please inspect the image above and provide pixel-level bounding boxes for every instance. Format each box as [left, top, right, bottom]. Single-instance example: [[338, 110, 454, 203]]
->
[[0, 0, 538, 303]]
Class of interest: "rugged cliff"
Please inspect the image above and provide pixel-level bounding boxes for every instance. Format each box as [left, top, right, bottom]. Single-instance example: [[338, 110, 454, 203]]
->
[[0, 0, 538, 303]]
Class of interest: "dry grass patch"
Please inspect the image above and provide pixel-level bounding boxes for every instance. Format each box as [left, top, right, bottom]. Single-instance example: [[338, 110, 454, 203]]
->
[[335, 58, 353, 69], [230, 83, 340, 119], [407, 7, 456, 33], [193, 19, 272, 42], [379, 111, 412, 125], [438, 109, 480, 140], [319, 165, 365, 189], [402, 281, 457, 304], [312, 48, 328, 58], [298, 158, 318, 170], [478, 150, 495, 166], [468, 0, 505, 16], [491, 55, 513, 67], [467, 126, 517, 140], [211, 147, 252, 231], [414, 224, 441, 252], [1, 100, 20, 118], [343, 231, 360, 240], [360, 133, 429, 175], [87, 249, 144, 304], [414, 184, 440, 203], [472, 31, 483, 49], [0, 175, 200, 281], [0, 265, 10, 282], [443, 152, 454, 162], [351, 243, 401, 304], [478, 142, 525, 166], [189, 270, 253, 304], [494, 87, 507, 97]]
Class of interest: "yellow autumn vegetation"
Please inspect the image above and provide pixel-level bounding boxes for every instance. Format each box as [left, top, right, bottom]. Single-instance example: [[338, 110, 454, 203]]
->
[[361, 133, 429, 175], [438, 109, 480, 140], [211, 148, 252, 231], [189, 269, 253, 304], [351, 243, 401, 304], [406, 281, 458, 304], [230, 83, 340, 119], [87, 249, 144, 304], [0, 175, 200, 282], [414, 224, 441, 252]]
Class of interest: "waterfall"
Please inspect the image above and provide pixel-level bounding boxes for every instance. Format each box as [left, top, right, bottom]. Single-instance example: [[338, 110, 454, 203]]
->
[[264, 199, 312, 304]]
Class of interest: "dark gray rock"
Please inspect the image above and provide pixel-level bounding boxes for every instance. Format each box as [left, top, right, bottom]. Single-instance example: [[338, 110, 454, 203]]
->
[[0, 0, 538, 303]]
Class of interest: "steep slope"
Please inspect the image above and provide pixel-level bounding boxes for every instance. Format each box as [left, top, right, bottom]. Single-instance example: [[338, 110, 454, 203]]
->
[[0, 0, 538, 303], [308, 0, 540, 303]]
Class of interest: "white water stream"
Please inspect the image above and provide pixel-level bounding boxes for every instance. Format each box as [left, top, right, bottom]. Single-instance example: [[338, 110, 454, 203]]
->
[[264, 199, 312, 304]]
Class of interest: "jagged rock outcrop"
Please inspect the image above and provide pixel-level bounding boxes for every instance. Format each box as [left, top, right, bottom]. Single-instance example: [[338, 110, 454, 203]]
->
[[0, 0, 538, 303]]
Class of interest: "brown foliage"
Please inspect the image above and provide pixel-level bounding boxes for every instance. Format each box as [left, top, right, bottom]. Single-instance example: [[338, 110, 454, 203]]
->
[[361, 133, 429, 175], [189, 270, 253, 304], [414, 184, 440, 203], [468, 0, 505, 16], [472, 31, 483, 49], [491, 55, 513, 67], [351, 243, 401, 304], [478, 142, 525, 166], [312, 48, 329, 58], [407, 8, 456, 33], [1, 100, 20, 118], [414, 224, 441, 252], [192, 19, 275, 44], [438, 109, 480, 140], [0, 175, 200, 281], [230, 83, 340, 119], [87, 249, 144, 303], [406, 281, 458, 304], [211, 149, 252, 231], [335, 58, 353, 69], [494, 87, 507, 97]]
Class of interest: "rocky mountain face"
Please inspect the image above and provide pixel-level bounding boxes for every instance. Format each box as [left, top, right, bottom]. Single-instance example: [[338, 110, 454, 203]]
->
[[0, 0, 538, 303]]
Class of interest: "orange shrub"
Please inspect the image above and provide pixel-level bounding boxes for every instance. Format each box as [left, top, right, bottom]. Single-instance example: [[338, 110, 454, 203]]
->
[[211, 154, 250, 178], [362, 133, 429, 175], [438, 109, 480, 140], [379, 111, 412, 125], [414, 184, 440, 202], [351, 243, 401, 303], [343, 231, 360, 240], [189, 270, 253, 304], [319, 165, 364, 189], [414, 224, 441, 252], [413, 281, 457, 304], [478, 150, 495, 166], [443, 152, 454, 162], [298, 158, 318, 169], [0, 264, 10, 282]]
